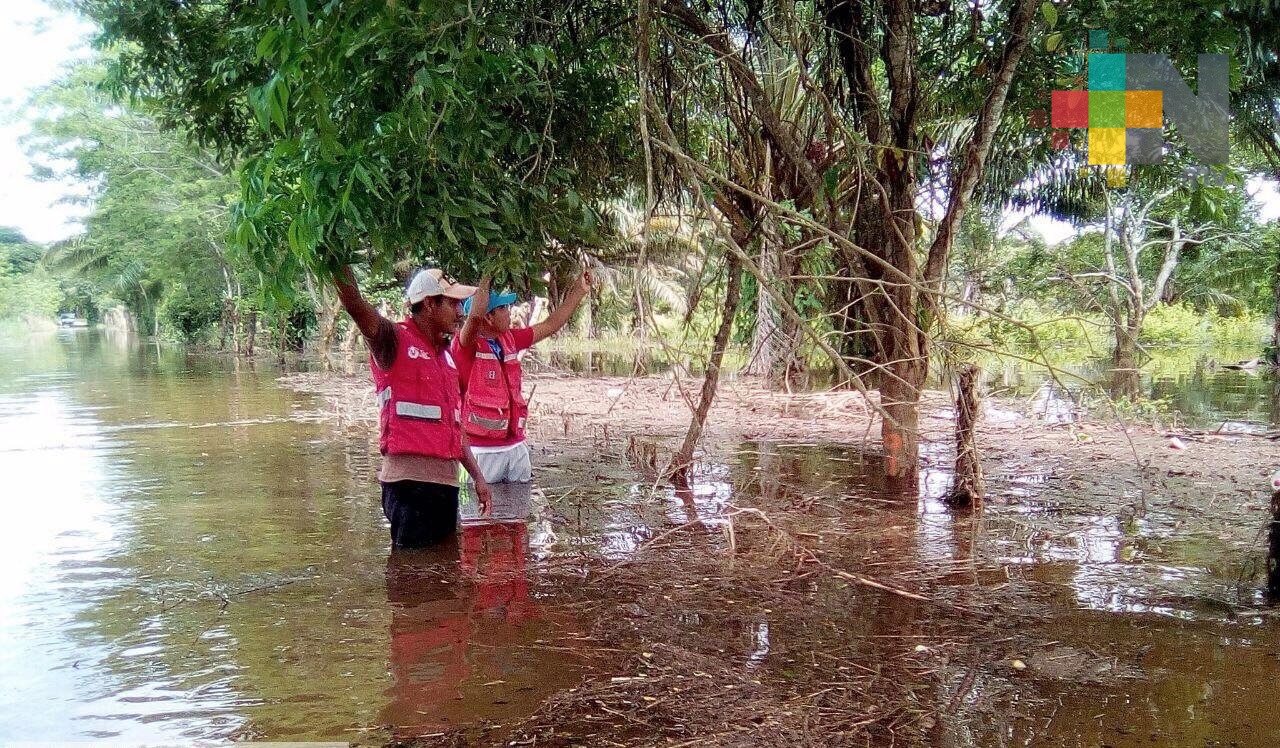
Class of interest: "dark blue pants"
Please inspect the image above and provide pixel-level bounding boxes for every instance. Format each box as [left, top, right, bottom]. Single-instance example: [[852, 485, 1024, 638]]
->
[[381, 480, 460, 549]]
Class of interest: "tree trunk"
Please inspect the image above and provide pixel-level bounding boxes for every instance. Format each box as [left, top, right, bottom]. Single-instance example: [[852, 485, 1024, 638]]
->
[[632, 276, 648, 339], [278, 315, 288, 366], [586, 292, 598, 339], [1272, 251, 1280, 362], [831, 274, 875, 374], [229, 297, 242, 355], [577, 288, 595, 339], [1111, 319, 1141, 399], [219, 297, 233, 351], [745, 241, 779, 377], [948, 364, 984, 508], [245, 310, 257, 357], [859, 173, 926, 489], [777, 249, 806, 383], [315, 279, 342, 357], [669, 251, 744, 481], [341, 322, 361, 357], [880, 357, 925, 489]]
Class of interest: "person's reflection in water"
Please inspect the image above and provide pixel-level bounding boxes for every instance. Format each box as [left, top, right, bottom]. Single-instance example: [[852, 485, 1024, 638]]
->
[[381, 483, 538, 739], [382, 542, 473, 739], [463, 519, 534, 624], [462, 479, 537, 623]]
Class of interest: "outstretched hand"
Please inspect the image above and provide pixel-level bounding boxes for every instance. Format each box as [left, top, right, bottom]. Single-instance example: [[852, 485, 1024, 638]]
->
[[577, 269, 593, 294], [474, 479, 493, 516]]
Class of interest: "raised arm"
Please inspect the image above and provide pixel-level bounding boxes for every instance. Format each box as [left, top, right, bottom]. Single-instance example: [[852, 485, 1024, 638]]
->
[[457, 276, 490, 350], [333, 266, 396, 369], [333, 266, 385, 338], [531, 270, 591, 344]]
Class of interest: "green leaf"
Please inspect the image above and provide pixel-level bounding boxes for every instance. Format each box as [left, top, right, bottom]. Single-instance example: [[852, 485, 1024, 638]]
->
[[1046, 32, 1063, 52], [256, 28, 280, 62], [269, 76, 289, 133], [352, 163, 376, 195], [248, 85, 271, 131], [290, 0, 308, 29], [1041, 2, 1058, 29]]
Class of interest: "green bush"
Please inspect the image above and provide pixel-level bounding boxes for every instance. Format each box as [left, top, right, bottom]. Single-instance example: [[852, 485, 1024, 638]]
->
[[953, 301, 1105, 351], [1140, 303, 1267, 347], [159, 284, 221, 343], [1207, 309, 1268, 347], [1139, 303, 1208, 345], [955, 302, 1268, 353], [0, 267, 61, 321]]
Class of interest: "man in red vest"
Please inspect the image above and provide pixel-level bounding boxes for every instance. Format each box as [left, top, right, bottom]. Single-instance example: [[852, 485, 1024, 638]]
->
[[453, 272, 591, 497], [334, 266, 493, 548]]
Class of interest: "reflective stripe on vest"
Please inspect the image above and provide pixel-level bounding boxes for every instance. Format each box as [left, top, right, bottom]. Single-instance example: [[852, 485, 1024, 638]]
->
[[468, 412, 509, 431], [370, 319, 463, 459], [474, 351, 520, 363], [395, 401, 443, 421]]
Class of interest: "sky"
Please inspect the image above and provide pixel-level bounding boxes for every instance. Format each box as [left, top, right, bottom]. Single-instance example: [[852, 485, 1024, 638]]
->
[[0, 0, 94, 244], [0, 3, 1274, 249]]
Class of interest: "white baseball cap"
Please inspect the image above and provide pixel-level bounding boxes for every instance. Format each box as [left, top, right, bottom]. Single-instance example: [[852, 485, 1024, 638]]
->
[[405, 268, 477, 304]]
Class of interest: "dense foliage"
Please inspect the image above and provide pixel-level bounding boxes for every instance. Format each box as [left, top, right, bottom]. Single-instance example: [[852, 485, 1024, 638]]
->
[[79, 0, 636, 291]]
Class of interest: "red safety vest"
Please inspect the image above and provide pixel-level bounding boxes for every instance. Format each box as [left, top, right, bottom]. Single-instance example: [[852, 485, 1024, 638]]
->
[[460, 332, 527, 444], [371, 320, 462, 459]]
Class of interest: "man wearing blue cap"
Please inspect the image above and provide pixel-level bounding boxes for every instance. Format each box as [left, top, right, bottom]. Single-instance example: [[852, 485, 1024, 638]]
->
[[453, 272, 591, 499]]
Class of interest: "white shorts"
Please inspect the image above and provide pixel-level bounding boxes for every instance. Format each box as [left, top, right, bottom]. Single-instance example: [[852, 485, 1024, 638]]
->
[[462, 441, 533, 521], [470, 441, 533, 483]]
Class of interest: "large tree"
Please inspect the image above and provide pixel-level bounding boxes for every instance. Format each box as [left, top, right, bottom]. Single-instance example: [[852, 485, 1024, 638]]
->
[[74, 0, 636, 292], [26, 65, 242, 341], [635, 0, 1043, 483], [1052, 175, 1250, 397], [0, 228, 64, 323]]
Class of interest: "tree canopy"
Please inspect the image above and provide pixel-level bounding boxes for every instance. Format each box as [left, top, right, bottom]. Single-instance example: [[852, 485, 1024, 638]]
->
[[76, 0, 637, 290]]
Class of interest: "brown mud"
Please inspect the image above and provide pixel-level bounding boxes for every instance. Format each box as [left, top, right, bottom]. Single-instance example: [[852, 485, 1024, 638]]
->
[[282, 368, 1280, 747]]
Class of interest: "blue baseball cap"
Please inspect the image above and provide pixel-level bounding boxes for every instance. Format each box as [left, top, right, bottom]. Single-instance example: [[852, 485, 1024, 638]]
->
[[462, 291, 519, 315]]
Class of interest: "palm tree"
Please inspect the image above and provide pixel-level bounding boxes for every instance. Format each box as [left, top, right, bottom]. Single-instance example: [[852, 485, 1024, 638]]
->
[[592, 194, 708, 338]]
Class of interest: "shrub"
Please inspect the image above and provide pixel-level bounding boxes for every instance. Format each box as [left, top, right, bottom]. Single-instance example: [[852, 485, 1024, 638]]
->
[[1140, 303, 1267, 347], [159, 285, 221, 343]]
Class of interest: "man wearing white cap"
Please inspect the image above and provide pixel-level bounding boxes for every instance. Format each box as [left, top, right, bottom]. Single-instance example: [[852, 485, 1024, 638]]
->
[[334, 266, 493, 548]]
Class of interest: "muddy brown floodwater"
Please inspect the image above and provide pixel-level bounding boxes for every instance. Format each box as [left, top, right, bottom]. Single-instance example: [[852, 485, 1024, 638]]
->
[[4, 329, 1280, 746], [0, 331, 587, 744]]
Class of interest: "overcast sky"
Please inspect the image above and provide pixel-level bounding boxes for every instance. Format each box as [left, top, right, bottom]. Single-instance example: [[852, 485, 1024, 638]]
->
[[0, 3, 1274, 248], [0, 0, 94, 244]]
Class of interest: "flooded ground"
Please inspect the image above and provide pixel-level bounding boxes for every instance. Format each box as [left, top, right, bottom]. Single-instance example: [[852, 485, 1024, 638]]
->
[[3, 329, 1280, 745], [542, 340, 1280, 428], [0, 331, 584, 744], [514, 440, 1280, 746]]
